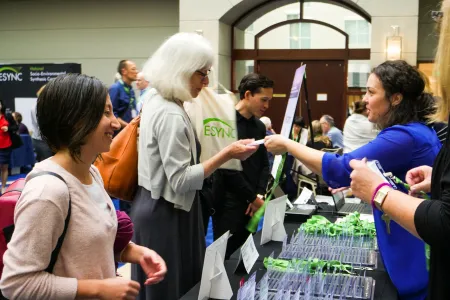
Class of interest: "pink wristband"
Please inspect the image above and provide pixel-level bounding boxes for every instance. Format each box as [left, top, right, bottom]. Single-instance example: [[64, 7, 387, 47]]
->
[[371, 182, 391, 209]]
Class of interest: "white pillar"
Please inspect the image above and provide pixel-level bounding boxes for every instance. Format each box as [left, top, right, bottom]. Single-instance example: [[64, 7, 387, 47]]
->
[[356, 0, 419, 67], [179, 0, 234, 89]]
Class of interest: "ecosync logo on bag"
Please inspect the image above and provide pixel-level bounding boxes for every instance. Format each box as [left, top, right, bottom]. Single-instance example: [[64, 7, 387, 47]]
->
[[0, 67, 23, 82], [203, 118, 236, 139]]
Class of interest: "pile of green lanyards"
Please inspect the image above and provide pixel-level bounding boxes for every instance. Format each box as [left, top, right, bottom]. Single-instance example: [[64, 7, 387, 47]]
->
[[300, 213, 376, 237], [263, 257, 353, 274]]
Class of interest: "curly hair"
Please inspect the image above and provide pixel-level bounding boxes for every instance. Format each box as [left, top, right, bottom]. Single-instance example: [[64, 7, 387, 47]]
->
[[372, 60, 435, 129], [353, 100, 367, 115]]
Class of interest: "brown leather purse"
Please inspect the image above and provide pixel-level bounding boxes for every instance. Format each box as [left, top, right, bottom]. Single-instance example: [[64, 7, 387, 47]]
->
[[94, 116, 140, 201]]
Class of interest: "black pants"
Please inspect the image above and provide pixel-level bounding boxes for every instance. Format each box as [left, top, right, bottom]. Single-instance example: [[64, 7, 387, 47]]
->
[[212, 192, 251, 260]]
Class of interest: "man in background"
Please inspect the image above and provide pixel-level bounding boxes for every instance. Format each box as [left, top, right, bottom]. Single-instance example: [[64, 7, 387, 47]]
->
[[320, 114, 344, 149], [212, 73, 273, 259], [136, 72, 150, 112], [109, 60, 138, 130], [109, 60, 137, 213]]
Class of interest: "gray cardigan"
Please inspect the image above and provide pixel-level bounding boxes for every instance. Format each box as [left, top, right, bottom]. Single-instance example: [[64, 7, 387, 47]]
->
[[137, 89, 204, 212]]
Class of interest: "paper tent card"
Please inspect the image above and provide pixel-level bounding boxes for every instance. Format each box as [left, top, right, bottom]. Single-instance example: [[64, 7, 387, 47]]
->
[[261, 195, 288, 245], [198, 231, 233, 300]]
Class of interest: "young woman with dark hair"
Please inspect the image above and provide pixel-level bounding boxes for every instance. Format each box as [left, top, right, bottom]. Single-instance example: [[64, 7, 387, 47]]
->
[[264, 60, 441, 300], [348, 2, 450, 298], [0, 74, 167, 300]]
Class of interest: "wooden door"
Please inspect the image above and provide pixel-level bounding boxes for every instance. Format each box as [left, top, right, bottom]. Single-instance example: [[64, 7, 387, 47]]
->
[[258, 60, 346, 132]]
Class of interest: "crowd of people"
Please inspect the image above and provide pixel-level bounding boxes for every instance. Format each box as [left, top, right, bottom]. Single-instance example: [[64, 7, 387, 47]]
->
[[2, 1, 450, 299]]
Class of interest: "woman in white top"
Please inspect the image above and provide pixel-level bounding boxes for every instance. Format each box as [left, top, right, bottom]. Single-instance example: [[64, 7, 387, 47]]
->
[[0, 74, 167, 300], [343, 100, 378, 153]]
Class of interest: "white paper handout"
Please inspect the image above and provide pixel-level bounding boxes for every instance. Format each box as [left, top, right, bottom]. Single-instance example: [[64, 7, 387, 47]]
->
[[248, 139, 265, 146], [261, 195, 288, 245], [240, 234, 259, 273], [198, 231, 233, 300], [294, 187, 313, 205], [315, 195, 334, 206]]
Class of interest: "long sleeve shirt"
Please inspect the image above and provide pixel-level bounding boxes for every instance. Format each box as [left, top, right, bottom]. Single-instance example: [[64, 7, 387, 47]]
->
[[415, 123, 450, 300], [109, 80, 136, 123], [137, 90, 204, 212], [322, 122, 441, 300], [215, 111, 270, 204], [0, 159, 117, 300]]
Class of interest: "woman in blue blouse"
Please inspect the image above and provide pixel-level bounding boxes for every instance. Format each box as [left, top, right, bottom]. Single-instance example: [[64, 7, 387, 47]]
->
[[265, 60, 441, 300]]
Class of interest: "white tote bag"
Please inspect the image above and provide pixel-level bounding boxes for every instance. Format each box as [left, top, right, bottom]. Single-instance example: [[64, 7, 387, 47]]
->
[[185, 85, 243, 171]]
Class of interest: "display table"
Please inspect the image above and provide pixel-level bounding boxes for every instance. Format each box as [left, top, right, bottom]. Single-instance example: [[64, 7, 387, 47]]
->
[[180, 217, 398, 300]]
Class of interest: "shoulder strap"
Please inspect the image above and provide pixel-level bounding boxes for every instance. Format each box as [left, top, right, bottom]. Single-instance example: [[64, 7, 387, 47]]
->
[[27, 171, 71, 274]]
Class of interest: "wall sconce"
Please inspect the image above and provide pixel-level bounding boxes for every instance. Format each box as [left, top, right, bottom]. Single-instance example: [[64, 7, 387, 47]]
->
[[386, 25, 402, 60]]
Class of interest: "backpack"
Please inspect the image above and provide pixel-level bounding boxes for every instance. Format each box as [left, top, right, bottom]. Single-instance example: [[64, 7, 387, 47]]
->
[[0, 172, 71, 281]]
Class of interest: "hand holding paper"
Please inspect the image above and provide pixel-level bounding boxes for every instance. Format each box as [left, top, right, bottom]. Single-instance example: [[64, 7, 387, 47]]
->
[[264, 135, 290, 155], [226, 139, 258, 161]]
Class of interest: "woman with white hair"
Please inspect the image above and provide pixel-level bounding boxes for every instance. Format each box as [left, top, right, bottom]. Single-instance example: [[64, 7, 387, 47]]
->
[[131, 32, 257, 300]]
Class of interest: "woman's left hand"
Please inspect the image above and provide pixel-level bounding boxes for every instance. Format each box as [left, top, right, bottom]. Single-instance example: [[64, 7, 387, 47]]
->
[[139, 249, 167, 285], [349, 158, 385, 204], [1, 126, 7, 132], [264, 135, 290, 155]]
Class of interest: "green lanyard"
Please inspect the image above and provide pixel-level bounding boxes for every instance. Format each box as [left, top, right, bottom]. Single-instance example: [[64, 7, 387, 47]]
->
[[118, 79, 135, 107], [291, 129, 300, 143], [300, 213, 376, 237], [246, 153, 287, 233], [263, 257, 353, 274]]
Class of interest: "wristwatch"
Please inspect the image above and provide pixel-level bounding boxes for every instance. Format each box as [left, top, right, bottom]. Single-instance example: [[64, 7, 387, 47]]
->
[[373, 186, 393, 211]]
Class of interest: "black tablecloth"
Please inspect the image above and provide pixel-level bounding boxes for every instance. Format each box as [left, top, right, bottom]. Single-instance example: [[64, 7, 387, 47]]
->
[[180, 216, 398, 300]]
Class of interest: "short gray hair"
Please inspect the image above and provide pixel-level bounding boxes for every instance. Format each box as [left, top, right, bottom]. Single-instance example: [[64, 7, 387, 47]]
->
[[260, 116, 272, 130], [142, 32, 214, 102], [321, 114, 335, 127]]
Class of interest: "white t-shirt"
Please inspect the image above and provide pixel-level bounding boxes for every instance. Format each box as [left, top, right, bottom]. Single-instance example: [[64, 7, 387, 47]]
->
[[83, 179, 110, 213], [343, 113, 379, 153]]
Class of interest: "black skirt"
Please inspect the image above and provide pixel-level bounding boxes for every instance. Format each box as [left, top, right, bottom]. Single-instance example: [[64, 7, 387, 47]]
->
[[0, 147, 12, 164], [130, 186, 205, 300]]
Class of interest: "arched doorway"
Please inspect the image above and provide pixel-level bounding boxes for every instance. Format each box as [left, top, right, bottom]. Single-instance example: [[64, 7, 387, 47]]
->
[[227, 0, 371, 131]]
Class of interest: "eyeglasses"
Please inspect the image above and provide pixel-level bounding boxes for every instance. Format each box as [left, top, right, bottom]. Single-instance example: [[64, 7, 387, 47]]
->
[[196, 69, 210, 81]]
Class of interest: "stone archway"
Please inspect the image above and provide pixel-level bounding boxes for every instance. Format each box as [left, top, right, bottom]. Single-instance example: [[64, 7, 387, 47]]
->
[[221, 0, 371, 30]]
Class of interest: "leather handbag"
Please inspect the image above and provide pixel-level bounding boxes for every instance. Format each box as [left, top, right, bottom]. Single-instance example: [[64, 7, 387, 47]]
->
[[94, 116, 140, 201]]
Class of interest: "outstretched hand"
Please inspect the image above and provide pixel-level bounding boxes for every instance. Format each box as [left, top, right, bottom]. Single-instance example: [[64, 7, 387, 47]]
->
[[139, 249, 167, 285], [264, 135, 289, 155]]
